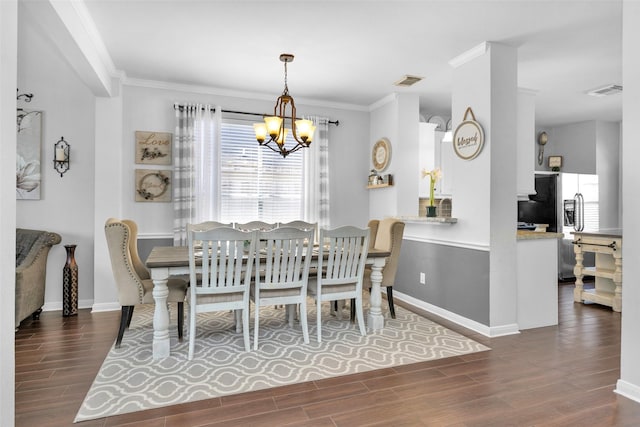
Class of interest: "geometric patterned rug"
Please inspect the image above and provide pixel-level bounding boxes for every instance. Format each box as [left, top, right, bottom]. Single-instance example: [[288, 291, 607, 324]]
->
[[75, 299, 489, 422]]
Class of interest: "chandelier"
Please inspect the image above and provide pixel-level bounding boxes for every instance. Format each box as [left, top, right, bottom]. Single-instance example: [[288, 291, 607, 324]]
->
[[253, 54, 316, 158]]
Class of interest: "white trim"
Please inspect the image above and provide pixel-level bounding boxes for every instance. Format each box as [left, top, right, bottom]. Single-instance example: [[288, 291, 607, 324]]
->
[[403, 235, 490, 252], [615, 379, 640, 404], [42, 299, 94, 312], [65, 0, 117, 74], [138, 232, 173, 240], [518, 87, 538, 95], [124, 77, 369, 112], [449, 42, 488, 68], [392, 289, 520, 338], [368, 93, 398, 111], [91, 302, 121, 313]]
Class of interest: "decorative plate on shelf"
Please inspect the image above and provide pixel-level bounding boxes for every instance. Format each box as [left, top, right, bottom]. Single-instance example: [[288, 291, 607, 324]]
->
[[372, 138, 391, 172]]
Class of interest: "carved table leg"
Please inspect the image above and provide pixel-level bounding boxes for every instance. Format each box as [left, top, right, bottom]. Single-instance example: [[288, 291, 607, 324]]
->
[[613, 251, 623, 312], [573, 246, 584, 303], [151, 267, 171, 359], [367, 257, 386, 331]]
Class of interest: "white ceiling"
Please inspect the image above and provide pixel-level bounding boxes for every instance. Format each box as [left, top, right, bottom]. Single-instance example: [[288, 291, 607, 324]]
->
[[81, 0, 623, 128]]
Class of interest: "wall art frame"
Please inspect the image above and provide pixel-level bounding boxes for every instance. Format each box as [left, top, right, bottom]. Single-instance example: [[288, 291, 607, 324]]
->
[[135, 131, 172, 165], [16, 109, 43, 200], [135, 169, 172, 202]]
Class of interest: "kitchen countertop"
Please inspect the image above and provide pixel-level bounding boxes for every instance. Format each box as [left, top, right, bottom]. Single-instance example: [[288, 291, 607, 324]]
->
[[397, 216, 458, 224], [517, 230, 563, 240], [571, 228, 622, 238]]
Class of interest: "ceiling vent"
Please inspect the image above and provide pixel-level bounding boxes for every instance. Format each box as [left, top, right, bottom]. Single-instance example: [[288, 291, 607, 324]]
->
[[394, 75, 424, 87], [587, 84, 622, 97]]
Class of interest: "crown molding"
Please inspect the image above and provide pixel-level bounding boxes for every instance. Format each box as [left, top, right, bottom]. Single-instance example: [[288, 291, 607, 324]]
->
[[449, 41, 489, 69], [65, 0, 117, 74], [518, 87, 539, 95], [123, 77, 369, 112], [368, 93, 398, 111]]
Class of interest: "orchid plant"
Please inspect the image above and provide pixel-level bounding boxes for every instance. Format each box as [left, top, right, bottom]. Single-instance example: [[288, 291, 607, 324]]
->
[[421, 168, 442, 207]]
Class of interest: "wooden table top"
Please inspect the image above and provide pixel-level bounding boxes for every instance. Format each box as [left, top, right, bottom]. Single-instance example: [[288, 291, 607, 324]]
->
[[146, 245, 390, 269]]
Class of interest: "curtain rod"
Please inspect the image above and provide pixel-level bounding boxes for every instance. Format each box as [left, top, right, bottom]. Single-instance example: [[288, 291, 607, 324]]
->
[[173, 103, 339, 126]]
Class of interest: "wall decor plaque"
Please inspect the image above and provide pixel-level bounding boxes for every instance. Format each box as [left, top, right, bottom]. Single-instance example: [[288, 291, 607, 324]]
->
[[372, 137, 391, 172], [452, 107, 484, 160], [135, 169, 172, 202], [135, 131, 172, 165]]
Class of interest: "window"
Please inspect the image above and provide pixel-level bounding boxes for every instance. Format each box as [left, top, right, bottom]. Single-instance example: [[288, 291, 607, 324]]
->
[[217, 120, 304, 224]]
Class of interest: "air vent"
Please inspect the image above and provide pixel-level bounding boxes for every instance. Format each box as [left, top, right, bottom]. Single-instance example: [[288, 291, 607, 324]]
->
[[587, 84, 622, 97], [394, 75, 424, 87]]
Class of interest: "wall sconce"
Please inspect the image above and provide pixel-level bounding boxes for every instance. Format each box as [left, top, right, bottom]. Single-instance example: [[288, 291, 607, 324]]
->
[[53, 137, 70, 177]]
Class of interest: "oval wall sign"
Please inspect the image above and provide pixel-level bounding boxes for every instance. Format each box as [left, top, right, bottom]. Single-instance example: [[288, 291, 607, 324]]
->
[[453, 107, 484, 160]]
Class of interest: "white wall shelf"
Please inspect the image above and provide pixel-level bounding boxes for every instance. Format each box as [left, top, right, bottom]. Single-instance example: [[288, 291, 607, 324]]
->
[[367, 183, 393, 189]]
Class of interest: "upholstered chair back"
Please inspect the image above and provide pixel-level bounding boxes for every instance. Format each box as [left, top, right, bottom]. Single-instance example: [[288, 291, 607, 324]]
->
[[121, 219, 150, 281], [368, 218, 405, 288], [104, 218, 152, 306]]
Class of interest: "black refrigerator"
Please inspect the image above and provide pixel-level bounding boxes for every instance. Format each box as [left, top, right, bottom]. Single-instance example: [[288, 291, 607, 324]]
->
[[517, 174, 557, 232]]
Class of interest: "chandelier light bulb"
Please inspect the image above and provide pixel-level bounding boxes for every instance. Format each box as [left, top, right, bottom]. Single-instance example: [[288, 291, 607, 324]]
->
[[253, 123, 267, 143]]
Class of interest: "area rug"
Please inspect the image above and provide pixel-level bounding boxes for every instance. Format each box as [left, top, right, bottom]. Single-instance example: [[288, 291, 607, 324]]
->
[[75, 300, 489, 422]]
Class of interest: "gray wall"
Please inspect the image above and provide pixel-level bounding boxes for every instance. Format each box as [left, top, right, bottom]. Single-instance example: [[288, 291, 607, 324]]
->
[[395, 239, 490, 326], [138, 237, 172, 264]]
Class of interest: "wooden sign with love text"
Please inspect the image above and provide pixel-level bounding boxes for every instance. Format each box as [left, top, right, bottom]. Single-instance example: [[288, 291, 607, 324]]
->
[[135, 131, 172, 165]]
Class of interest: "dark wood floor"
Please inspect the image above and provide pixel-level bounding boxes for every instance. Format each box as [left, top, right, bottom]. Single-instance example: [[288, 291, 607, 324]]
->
[[15, 282, 640, 426]]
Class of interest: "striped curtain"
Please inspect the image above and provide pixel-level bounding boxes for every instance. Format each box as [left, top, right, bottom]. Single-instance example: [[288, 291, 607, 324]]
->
[[304, 116, 330, 230], [173, 104, 220, 245]]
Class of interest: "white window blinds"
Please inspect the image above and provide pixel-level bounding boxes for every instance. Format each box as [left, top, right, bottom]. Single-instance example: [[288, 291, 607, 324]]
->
[[218, 121, 304, 224]]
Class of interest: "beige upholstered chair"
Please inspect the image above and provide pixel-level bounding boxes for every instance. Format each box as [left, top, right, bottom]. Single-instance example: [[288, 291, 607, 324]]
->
[[362, 218, 405, 319], [308, 226, 369, 342], [104, 218, 188, 348], [251, 227, 314, 349], [187, 224, 256, 359]]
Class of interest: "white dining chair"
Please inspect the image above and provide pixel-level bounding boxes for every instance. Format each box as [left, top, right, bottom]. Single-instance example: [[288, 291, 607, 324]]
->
[[187, 224, 256, 359], [276, 220, 316, 233], [251, 227, 314, 349], [235, 221, 277, 232], [277, 221, 318, 245], [308, 226, 370, 342], [191, 221, 234, 230]]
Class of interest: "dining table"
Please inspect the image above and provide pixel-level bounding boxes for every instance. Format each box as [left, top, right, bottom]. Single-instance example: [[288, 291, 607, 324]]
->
[[146, 245, 390, 360]]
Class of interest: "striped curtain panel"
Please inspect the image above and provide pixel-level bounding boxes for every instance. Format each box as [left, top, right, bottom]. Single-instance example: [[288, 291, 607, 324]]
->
[[304, 116, 330, 230], [173, 104, 220, 245]]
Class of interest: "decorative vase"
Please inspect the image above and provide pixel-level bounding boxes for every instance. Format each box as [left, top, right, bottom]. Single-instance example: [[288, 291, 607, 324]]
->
[[63, 244, 78, 317], [426, 205, 437, 217]]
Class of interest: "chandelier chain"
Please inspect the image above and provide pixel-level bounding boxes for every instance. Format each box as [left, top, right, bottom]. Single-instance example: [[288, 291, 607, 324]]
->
[[283, 60, 289, 95]]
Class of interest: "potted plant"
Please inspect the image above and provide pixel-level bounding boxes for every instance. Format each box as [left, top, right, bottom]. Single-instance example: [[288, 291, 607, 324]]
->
[[421, 168, 442, 217]]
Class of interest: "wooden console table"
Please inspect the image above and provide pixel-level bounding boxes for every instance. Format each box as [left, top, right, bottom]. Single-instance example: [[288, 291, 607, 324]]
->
[[572, 229, 622, 312]]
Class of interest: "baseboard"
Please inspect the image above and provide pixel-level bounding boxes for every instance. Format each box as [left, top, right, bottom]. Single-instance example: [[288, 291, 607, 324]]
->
[[392, 289, 520, 338], [42, 299, 94, 312], [91, 302, 121, 312], [615, 379, 640, 404]]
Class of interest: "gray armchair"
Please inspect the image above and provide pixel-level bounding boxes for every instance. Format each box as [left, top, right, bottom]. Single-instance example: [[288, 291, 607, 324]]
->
[[15, 228, 61, 329]]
